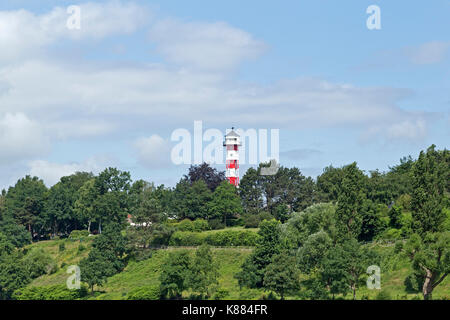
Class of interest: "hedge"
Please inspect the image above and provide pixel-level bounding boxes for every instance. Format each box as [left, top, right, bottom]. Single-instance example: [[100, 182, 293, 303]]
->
[[169, 229, 260, 247]]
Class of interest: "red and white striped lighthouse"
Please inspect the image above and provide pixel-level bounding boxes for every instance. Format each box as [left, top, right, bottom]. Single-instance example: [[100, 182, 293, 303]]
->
[[223, 128, 241, 187]]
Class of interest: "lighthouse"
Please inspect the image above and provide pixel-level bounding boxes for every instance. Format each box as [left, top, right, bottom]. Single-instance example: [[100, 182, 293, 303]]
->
[[223, 128, 241, 187]]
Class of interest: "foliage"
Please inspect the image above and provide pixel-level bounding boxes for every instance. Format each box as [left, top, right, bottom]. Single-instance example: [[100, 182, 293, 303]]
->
[[126, 285, 160, 300], [13, 284, 88, 300], [186, 245, 219, 298], [263, 250, 300, 299], [159, 250, 191, 299]]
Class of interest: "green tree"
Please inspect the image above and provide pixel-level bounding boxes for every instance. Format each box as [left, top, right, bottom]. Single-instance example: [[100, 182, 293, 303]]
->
[[208, 181, 243, 225], [410, 145, 448, 235], [44, 172, 93, 236], [159, 250, 191, 299], [186, 245, 219, 298], [403, 232, 450, 300], [235, 219, 282, 288], [0, 252, 30, 299], [4, 176, 47, 239], [335, 163, 367, 240], [74, 179, 99, 233], [239, 167, 263, 214], [263, 251, 300, 299], [79, 224, 126, 293]]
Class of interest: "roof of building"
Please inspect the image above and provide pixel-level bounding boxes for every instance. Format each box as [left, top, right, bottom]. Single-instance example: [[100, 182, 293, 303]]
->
[[225, 129, 240, 137]]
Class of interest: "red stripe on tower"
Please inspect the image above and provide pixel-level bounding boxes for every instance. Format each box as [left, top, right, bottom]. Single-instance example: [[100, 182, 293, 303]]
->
[[223, 127, 241, 187]]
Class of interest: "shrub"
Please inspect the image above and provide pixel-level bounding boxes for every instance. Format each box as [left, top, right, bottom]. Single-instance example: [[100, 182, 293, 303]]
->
[[169, 231, 207, 246], [13, 284, 88, 300], [243, 214, 260, 228], [382, 228, 402, 240], [192, 219, 210, 232], [213, 288, 229, 300], [77, 244, 87, 253], [59, 242, 66, 252], [208, 218, 225, 230], [169, 229, 260, 247], [22, 248, 58, 279], [375, 289, 392, 300], [69, 230, 90, 240], [126, 285, 160, 300], [177, 219, 195, 232]]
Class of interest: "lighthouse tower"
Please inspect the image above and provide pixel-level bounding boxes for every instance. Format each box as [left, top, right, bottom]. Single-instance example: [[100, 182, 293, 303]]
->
[[223, 128, 241, 187]]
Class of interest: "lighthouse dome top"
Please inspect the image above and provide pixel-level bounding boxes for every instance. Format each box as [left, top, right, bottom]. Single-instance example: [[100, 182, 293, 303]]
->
[[225, 129, 240, 138], [223, 128, 241, 146]]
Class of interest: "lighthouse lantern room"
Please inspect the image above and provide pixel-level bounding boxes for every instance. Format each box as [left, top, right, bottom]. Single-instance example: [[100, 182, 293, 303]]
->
[[223, 128, 241, 187]]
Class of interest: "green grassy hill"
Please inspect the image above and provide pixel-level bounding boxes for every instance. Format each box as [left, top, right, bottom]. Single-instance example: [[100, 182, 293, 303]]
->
[[24, 237, 449, 300]]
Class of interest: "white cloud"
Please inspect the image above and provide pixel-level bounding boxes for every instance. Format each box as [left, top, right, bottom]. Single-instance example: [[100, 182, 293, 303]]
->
[[0, 113, 50, 164], [406, 41, 450, 65], [0, 59, 429, 143], [149, 19, 267, 70], [0, 1, 150, 64], [133, 135, 172, 168], [28, 155, 114, 186]]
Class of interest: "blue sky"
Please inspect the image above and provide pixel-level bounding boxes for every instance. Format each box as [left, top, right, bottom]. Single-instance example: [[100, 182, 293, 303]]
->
[[0, 0, 449, 189]]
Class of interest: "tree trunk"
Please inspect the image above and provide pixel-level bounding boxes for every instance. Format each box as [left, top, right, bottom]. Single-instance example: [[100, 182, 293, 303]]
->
[[88, 220, 91, 233], [423, 269, 434, 300], [99, 219, 102, 234]]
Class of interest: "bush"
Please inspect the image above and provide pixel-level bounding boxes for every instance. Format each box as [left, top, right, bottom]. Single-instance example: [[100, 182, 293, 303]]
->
[[77, 244, 87, 253], [177, 219, 195, 232], [59, 242, 66, 252], [169, 231, 207, 246], [192, 219, 210, 232], [213, 288, 229, 300], [243, 214, 260, 228], [22, 248, 58, 279], [404, 272, 425, 293], [375, 289, 392, 300], [382, 228, 402, 240], [126, 285, 160, 300], [208, 218, 225, 230], [69, 230, 90, 240], [169, 229, 260, 247], [13, 284, 88, 300]]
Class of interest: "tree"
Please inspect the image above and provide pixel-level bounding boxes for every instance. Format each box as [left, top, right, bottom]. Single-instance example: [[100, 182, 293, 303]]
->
[[127, 184, 166, 251], [74, 179, 99, 233], [184, 163, 226, 192], [410, 145, 448, 235], [335, 163, 367, 240], [172, 179, 212, 220], [235, 219, 282, 288], [186, 245, 219, 298], [159, 250, 191, 299], [93, 168, 132, 232], [44, 172, 93, 236], [0, 252, 30, 299], [403, 232, 450, 300], [79, 223, 126, 293], [316, 165, 344, 202], [320, 239, 377, 299], [263, 251, 300, 299], [4, 176, 47, 239], [208, 181, 243, 225], [79, 249, 117, 293], [239, 167, 263, 214]]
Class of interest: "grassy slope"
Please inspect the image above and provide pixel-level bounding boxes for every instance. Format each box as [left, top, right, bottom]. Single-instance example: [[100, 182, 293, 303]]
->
[[24, 237, 449, 300]]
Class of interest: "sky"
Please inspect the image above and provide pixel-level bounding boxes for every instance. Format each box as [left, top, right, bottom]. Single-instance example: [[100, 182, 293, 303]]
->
[[0, 0, 449, 190]]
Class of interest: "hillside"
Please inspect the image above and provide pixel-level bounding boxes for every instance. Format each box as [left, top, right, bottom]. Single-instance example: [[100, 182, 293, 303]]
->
[[24, 237, 450, 300]]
